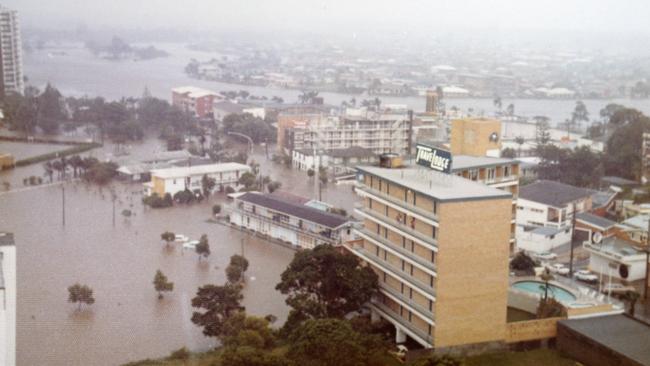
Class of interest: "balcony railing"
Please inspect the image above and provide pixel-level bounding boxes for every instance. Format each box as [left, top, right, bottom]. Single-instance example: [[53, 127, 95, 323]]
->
[[379, 282, 435, 322], [371, 300, 434, 346], [345, 241, 436, 300], [227, 206, 340, 245], [355, 207, 438, 251], [356, 227, 437, 276], [355, 184, 438, 223]]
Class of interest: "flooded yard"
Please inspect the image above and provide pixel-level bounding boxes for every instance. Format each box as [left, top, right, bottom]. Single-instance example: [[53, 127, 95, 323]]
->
[[0, 137, 360, 365]]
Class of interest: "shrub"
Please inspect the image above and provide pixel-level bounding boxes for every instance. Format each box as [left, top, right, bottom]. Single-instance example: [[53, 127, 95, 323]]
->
[[168, 347, 190, 360], [225, 186, 236, 194], [142, 193, 173, 208], [510, 251, 536, 275], [212, 204, 222, 215]]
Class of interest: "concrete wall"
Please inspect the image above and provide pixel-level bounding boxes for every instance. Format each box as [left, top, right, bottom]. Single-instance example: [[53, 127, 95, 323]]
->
[[433, 197, 511, 347], [450, 118, 502, 157], [505, 317, 561, 343]]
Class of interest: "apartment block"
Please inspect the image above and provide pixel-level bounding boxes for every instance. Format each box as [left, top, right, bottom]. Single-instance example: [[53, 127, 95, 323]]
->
[[451, 155, 520, 252], [282, 108, 412, 158], [347, 165, 512, 349], [0, 6, 24, 97]]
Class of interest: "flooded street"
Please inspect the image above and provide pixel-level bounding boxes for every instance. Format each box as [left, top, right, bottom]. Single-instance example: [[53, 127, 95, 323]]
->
[[0, 138, 359, 365]]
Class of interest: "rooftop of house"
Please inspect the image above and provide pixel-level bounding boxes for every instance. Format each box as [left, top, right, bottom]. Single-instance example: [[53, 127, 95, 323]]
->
[[621, 214, 650, 230], [237, 192, 349, 229], [150, 162, 250, 179], [519, 180, 593, 208], [172, 86, 219, 98], [0, 232, 14, 246], [585, 236, 646, 259], [576, 212, 617, 230], [213, 101, 247, 114], [601, 175, 639, 187], [450, 155, 517, 171], [559, 315, 650, 366], [141, 150, 193, 163], [356, 165, 512, 202], [268, 190, 312, 205]]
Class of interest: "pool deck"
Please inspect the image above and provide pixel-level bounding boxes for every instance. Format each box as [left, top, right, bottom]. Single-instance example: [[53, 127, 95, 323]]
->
[[509, 275, 625, 316]]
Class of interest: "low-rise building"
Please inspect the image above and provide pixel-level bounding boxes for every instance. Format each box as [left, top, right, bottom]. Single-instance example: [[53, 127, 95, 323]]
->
[[292, 146, 377, 174], [228, 192, 353, 248], [144, 163, 250, 197], [575, 212, 618, 243], [584, 236, 647, 282], [0, 154, 14, 170], [516, 180, 593, 252]]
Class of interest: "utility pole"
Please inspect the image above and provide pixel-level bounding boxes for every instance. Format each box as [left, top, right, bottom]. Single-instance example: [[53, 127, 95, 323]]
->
[[569, 202, 576, 277], [61, 185, 65, 227]]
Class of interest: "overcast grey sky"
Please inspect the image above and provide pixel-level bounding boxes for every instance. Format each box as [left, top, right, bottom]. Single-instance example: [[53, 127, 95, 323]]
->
[[6, 0, 650, 35]]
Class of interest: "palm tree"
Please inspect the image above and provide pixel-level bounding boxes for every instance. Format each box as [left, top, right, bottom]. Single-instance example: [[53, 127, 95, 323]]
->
[[506, 103, 515, 117], [43, 162, 54, 183], [539, 268, 555, 301], [493, 96, 502, 112]]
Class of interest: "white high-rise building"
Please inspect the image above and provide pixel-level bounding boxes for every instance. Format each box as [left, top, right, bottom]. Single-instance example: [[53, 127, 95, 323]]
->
[[0, 6, 23, 97]]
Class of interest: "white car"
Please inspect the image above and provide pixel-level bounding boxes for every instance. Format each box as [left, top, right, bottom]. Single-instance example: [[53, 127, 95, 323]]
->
[[174, 234, 189, 243], [548, 263, 570, 276], [183, 240, 199, 250], [533, 252, 558, 261], [574, 270, 598, 283]]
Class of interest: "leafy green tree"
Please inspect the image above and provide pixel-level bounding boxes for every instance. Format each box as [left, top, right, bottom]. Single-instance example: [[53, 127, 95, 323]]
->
[[161, 231, 175, 247], [501, 147, 516, 159], [287, 318, 388, 366], [196, 234, 210, 261], [226, 255, 250, 284], [68, 283, 95, 310], [534, 116, 551, 146], [600, 103, 624, 124], [509, 251, 536, 275], [212, 204, 222, 215], [570, 100, 589, 132], [276, 245, 378, 321], [153, 270, 174, 299], [38, 84, 67, 133], [267, 181, 281, 193], [201, 174, 216, 197], [238, 172, 258, 190], [604, 109, 650, 179], [191, 283, 244, 338]]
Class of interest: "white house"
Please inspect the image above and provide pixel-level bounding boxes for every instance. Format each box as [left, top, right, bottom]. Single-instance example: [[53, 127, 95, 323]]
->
[[144, 163, 251, 197], [516, 180, 593, 252], [584, 236, 648, 282], [228, 192, 353, 249]]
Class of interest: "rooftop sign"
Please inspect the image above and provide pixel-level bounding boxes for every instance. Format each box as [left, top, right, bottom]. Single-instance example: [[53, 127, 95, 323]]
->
[[415, 144, 452, 174]]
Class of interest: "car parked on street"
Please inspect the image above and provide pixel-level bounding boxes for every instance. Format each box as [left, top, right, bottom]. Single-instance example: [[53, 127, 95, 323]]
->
[[174, 234, 189, 243], [574, 270, 598, 283], [548, 263, 570, 276]]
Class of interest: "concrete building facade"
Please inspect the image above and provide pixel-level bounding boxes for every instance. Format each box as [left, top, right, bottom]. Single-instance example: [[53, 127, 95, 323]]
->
[[450, 118, 502, 157], [347, 165, 512, 349], [171, 86, 220, 118], [0, 232, 15, 366], [0, 6, 23, 97]]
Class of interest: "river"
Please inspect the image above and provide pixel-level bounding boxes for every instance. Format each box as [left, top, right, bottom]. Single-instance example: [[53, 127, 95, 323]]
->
[[24, 42, 650, 125]]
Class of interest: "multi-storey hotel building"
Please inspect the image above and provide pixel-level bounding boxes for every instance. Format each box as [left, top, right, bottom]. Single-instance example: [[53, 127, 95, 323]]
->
[[347, 164, 512, 349]]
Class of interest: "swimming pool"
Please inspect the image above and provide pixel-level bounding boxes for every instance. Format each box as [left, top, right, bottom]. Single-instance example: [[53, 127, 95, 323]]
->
[[512, 281, 577, 303]]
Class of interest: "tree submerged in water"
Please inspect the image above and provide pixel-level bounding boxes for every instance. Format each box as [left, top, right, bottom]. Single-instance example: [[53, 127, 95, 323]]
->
[[68, 283, 95, 310]]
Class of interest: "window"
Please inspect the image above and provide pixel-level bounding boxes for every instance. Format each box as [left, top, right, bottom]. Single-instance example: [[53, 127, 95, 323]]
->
[[469, 169, 479, 180], [504, 165, 511, 177], [431, 251, 435, 263], [487, 168, 496, 181]]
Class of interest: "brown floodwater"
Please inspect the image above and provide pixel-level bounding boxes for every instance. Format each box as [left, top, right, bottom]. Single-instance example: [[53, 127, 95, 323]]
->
[[0, 138, 359, 366]]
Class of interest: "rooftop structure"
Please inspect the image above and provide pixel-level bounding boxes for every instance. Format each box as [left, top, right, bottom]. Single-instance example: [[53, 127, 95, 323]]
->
[[171, 86, 220, 118], [450, 118, 501, 157], [519, 180, 593, 208]]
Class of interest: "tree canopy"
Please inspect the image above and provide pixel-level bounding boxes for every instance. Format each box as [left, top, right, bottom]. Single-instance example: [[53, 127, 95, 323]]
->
[[68, 283, 95, 310], [276, 245, 378, 320], [191, 283, 245, 338]]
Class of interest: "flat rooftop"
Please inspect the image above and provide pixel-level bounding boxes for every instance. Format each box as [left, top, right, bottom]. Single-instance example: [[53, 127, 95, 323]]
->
[[519, 180, 593, 208], [150, 162, 250, 179], [559, 315, 650, 366], [451, 155, 516, 171], [356, 165, 512, 202]]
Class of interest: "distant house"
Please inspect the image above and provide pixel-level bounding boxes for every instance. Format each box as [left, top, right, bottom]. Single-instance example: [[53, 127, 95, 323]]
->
[[228, 192, 354, 249], [575, 212, 618, 244], [143, 163, 250, 197], [0, 154, 14, 170]]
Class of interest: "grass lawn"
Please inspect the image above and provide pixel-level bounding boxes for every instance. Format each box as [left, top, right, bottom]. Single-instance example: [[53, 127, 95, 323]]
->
[[464, 349, 579, 366]]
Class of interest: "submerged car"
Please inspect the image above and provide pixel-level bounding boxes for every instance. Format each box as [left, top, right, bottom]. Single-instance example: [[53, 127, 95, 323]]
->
[[533, 252, 558, 261], [182, 240, 199, 249], [174, 234, 189, 243]]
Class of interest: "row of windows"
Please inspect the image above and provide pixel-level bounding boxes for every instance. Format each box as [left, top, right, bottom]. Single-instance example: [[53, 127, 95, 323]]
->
[[368, 176, 438, 215]]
